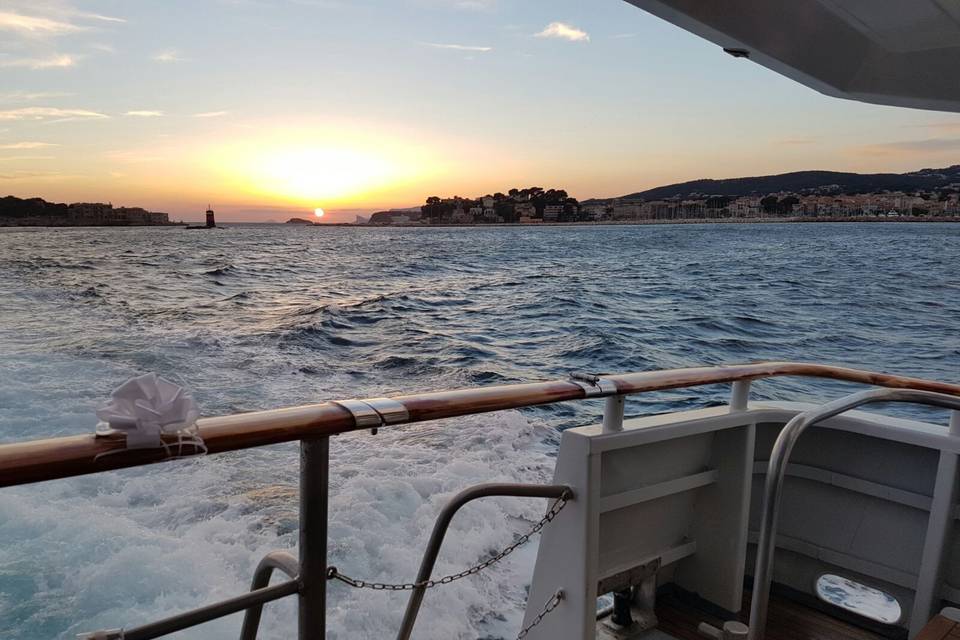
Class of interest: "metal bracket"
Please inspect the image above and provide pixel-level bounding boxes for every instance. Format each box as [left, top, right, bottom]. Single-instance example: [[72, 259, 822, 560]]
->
[[570, 372, 618, 398], [597, 558, 660, 595], [364, 398, 409, 425], [332, 397, 409, 435]]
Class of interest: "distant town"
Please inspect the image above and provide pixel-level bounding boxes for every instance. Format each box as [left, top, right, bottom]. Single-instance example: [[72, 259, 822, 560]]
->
[[365, 185, 960, 226], [0, 196, 171, 227], [363, 165, 960, 226]]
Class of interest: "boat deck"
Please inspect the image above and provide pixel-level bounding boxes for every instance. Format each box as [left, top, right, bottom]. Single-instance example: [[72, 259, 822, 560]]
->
[[655, 588, 890, 640]]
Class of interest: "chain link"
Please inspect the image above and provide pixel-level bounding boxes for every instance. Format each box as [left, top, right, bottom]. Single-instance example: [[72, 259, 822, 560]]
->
[[326, 492, 569, 592], [516, 589, 564, 639]]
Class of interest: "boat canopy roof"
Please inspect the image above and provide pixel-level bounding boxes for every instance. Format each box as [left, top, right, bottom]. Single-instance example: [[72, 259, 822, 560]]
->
[[624, 0, 960, 113]]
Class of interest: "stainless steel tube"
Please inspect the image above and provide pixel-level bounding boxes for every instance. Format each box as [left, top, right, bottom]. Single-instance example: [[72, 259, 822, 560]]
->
[[299, 437, 329, 640], [748, 388, 960, 639], [240, 551, 300, 640], [396, 482, 571, 640]]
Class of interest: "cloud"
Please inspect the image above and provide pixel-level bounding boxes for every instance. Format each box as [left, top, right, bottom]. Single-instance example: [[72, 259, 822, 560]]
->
[[0, 11, 83, 35], [0, 54, 77, 69], [104, 149, 163, 164], [193, 111, 229, 118], [0, 91, 73, 102], [0, 141, 59, 149], [906, 121, 960, 132], [0, 5, 124, 35], [535, 22, 589, 42], [0, 107, 108, 121], [0, 155, 56, 161], [451, 0, 495, 9], [853, 138, 960, 157], [153, 49, 184, 63], [125, 110, 164, 117], [773, 136, 818, 145], [421, 0, 496, 10], [83, 13, 126, 24], [0, 170, 66, 180], [610, 33, 636, 39], [421, 42, 492, 52]]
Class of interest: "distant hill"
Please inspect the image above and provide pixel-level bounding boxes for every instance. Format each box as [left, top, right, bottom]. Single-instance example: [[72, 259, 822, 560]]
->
[[601, 165, 960, 201]]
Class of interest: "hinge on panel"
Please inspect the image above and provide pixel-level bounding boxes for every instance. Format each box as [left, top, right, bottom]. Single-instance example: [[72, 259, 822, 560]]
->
[[332, 397, 409, 435], [569, 372, 618, 398]]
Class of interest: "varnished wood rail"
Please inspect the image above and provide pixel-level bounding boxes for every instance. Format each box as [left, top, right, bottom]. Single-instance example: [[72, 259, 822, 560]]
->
[[1, 361, 958, 488]]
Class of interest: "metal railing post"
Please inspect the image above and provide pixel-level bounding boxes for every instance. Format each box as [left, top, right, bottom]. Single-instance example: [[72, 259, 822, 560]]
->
[[602, 395, 625, 433], [299, 437, 329, 640], [909, 410, 960, 636], [730, 380, 751, 412]]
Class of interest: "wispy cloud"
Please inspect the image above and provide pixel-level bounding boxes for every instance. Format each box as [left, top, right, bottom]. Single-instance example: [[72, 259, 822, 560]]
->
[[0, 5, 124, 33], [289, 0, 347, 7], [0, 5, 123, 78], [0, 11, 83, 35], [853, 138, 960, 157], [905, 121, 960, 132], [0, 90, 73, 103], [0, 107, 108, 121], [450, 0, 495, 9], [535, 22, 589, 42], [104, 149, 163, 164], [773, 136, 818, 145], [421, 42, 492, 52], [0, 141, 59, 149], [83, 13, 126, 24], [125, 110, 164, 117], [0, 54, 77, 69], [152, 49, 185, 63], [193, 110, 229, 118], [0, 155, 56, 161], [610, 33, 636, 39], [0, 170, 67, 180], [422, 0, 496, 10]]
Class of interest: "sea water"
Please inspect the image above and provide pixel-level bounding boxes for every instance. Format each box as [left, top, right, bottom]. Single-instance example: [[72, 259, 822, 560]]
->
[[0, 222, 957, 639]]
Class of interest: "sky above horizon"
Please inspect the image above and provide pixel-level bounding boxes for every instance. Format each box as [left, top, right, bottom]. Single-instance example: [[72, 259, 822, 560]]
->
[[2, 0, 960, 222]]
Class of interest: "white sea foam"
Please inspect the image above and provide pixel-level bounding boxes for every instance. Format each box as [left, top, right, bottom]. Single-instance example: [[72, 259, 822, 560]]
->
[[0, 403, 562, 640]]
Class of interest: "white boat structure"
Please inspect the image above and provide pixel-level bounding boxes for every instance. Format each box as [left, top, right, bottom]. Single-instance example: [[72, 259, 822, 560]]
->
[[3, 364, 960, 640], [4, 2, 960, 640]]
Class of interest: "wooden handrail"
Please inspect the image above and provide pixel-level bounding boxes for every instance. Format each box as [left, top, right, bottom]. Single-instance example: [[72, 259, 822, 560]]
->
[[1, 361, 958, 488]]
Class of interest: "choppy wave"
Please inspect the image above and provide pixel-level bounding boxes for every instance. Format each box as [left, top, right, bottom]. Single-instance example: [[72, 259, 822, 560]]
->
[[0, 223, 958, 639]]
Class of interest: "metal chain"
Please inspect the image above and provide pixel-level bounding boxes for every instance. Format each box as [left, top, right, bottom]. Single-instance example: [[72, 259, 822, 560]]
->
[[516, 589, 564, 639], [326, 492, 569, 591]]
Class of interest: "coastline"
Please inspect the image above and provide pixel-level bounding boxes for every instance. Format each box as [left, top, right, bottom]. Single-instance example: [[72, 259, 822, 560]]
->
[[318, 215, 960, 228], [0, 222, 181, 228], [4, 216, 958, 229]]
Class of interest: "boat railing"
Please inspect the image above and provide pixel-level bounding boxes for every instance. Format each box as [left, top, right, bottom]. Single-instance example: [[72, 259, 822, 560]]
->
[[1, 361, 958, 639], [747, 387, 960, 640]]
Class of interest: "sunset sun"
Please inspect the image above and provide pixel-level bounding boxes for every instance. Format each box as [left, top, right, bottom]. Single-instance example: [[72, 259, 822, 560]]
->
[[314, 207, 324, 218]]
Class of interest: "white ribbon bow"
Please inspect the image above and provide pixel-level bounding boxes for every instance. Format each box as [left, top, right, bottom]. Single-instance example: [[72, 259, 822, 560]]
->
[[95, 373, 202, 452]]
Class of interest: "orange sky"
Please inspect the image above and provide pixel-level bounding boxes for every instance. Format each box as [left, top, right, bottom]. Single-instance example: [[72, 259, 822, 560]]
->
[[2, 1, 960, 222]]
